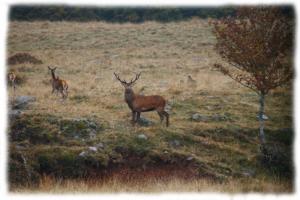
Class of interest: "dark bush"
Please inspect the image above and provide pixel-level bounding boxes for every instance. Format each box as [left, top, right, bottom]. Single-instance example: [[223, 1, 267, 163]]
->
[[8, 53, 43, 65]]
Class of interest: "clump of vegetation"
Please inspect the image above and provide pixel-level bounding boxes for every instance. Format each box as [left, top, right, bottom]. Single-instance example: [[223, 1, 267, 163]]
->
[[8, 53, 43, 65]]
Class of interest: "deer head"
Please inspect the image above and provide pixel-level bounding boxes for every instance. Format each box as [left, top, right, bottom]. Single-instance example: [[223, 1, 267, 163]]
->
[[114, 72, 141, 90], [114, 72, 141, 105], [48, 66, 57, 78], [48, 66, 57, 72]]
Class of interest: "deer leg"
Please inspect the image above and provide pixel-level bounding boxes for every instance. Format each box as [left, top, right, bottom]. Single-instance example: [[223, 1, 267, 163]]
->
[[162, 111, 169, 127], [13, 82, 16, 92], [157, 111, 164, 123], [136, 112, 141, 122], [131, 111, 137, 124], [64, 88, 68, 98], [62, 88, 67, 99], [59, 88, 65, 99]]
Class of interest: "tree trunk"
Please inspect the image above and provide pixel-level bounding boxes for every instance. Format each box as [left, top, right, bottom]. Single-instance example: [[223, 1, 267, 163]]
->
[[258, 93, 266, 147]]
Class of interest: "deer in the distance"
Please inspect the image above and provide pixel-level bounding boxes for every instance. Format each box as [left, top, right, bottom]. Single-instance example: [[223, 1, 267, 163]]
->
[[114, 72, 169, 127], [48, 66, 68, 99], [8, 71, 16, 92]]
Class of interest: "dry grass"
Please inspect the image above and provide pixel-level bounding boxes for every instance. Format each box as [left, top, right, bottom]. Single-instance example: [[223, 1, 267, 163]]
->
[[7, 20, 291, 129], [13, 175, 292, 193]]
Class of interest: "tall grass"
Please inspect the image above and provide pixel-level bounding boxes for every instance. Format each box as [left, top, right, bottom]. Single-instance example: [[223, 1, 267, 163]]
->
[[13, 175, 292, 193]]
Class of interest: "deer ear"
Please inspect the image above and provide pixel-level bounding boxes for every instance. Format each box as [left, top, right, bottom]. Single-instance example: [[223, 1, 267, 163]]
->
[[48, 66, 51, 70]]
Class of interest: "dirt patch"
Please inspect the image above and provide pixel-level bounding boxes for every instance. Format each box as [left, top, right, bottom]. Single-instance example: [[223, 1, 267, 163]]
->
[[8, 53, 43, 65]]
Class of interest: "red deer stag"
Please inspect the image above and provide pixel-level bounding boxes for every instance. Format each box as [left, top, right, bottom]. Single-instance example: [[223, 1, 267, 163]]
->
[[114, 72, 169, 127], [8, 71, 16, 92], [48, 66, 68, 99]]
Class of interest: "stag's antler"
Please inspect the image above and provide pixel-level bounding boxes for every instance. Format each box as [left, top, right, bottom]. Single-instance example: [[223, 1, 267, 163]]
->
[[129, 72, 141, 85], [114, 72, 127, 85], [114, 72, 141, 86]]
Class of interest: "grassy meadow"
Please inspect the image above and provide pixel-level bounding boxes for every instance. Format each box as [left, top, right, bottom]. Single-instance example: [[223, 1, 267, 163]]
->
[[7, 19, 293, 193]]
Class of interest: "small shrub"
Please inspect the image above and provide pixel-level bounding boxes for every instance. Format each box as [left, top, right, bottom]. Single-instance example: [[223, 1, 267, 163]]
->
[[70, 95, 89, 103], [8, 53, 43, 65], [259, 144, 293, 178]]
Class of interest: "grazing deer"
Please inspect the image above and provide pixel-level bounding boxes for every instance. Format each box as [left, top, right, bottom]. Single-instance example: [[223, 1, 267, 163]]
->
[[187, 75, 197, 87], [114, 72, 169, 127], [48, 66, 68, 99], [8, 71, 16, 91]]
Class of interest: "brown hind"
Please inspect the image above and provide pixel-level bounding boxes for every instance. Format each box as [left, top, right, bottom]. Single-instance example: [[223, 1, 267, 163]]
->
[[48, 66, 68, 99], [8, 71, 16, 92]]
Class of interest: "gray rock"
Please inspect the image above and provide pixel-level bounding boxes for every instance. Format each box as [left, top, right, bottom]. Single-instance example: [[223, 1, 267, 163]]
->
[[211, 114, 229, 121], [60, 118, 100, 139], [96, 143, 104, 149], [205, 104, 222, 111], [16, 144, 27, 150], [137, 134, 147, 140], [14, 96, 36, 109], [137, 117, 153, 126], [186, 156, 194, 161], [191, 113, 230, 122], [9, 109, 22, 119], [205, 106, 214, 111], [159, 80, 168, 87], [169, 140, 181, 148], [257, 114, 269, 120], [241, 169, 256, 177], [89, 132, 96, 139], [88, 146, 97, 152], [79, 151, 87, 157], [191, 113, 209, 122]]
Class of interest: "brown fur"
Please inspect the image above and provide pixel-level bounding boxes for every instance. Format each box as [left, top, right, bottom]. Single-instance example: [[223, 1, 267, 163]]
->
[[48, 66, 68, 99], [8, 71, 16, 91], [114, 72, 169, 127]]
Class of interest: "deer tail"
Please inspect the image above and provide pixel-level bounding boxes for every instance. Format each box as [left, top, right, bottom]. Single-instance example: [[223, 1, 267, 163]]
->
[[164, 100, 172, 113]]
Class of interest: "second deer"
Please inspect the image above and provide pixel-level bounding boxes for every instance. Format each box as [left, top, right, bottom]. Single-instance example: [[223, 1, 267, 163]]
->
[[48, 66, 68, 99], [8, 71, 17, 92], [114, 72, 169, 127]]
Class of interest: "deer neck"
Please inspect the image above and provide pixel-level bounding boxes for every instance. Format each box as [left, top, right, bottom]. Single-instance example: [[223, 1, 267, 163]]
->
[[51, 71, 57, 80], [125, 88, 136, 109]]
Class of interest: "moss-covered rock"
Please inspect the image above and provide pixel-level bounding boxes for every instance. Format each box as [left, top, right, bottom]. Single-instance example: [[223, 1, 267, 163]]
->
[[9, 114, 104, 144], [29, 146, 108, 178], [60, 118, 103, 139], [9, 114, 61, 144]]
